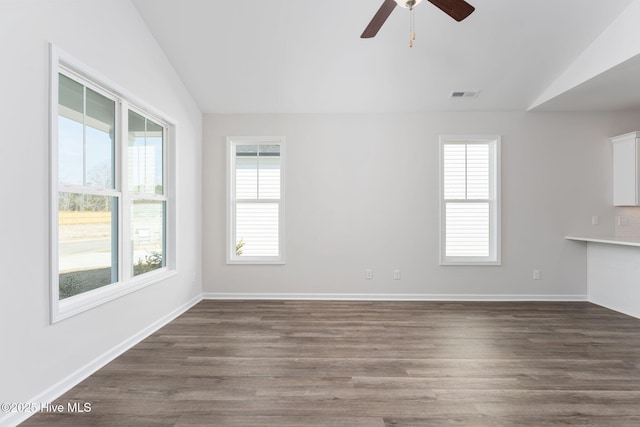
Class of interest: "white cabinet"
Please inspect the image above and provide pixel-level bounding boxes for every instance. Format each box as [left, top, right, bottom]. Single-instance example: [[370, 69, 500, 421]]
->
[[612, 132, 640, 206]]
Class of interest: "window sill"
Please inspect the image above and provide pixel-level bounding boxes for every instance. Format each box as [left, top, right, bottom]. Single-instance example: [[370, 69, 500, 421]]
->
[[227, 259, 286, 265], [440, 261, 501, 266], [52, 269, 177, 323]]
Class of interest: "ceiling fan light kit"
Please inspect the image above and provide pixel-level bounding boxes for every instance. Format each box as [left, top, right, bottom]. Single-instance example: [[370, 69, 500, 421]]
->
[[394, 0, 423, 8], [361, 0, 475, 47]]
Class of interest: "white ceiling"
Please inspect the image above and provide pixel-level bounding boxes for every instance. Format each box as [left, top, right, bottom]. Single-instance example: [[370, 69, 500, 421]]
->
[[131, 0, 640, 114]]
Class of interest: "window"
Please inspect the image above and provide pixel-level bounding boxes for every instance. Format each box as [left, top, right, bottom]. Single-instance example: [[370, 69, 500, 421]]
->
[[51, 47, 174, 322], [440, 135, 500, 265], [57, 73, 120, 298], [128, 110, 167, 277], [227, 137, 285, 264]]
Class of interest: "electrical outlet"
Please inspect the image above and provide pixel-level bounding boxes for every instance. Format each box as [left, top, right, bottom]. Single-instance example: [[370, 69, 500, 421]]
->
[[591, 215, 599, 225], [533, 269, 541, 280], [393, 269, 401, 280], [365, 269, 373, 280]]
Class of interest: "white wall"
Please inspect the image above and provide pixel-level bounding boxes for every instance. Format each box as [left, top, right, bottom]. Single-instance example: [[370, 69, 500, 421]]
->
[[0, 0, 202, 417], [203, 112, 640, 298], [531, 0, 640, 109]]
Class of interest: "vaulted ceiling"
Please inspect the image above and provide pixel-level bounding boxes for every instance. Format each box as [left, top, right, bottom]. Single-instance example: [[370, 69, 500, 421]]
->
[[131, 0, 640, 114]]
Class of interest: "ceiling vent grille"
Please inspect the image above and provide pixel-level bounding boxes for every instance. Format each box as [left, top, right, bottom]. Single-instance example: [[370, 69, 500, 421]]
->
[[450, 91, 479, 99]]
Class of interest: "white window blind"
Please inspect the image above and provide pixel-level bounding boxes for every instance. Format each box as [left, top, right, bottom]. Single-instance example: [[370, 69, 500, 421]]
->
[[440, 137, 500, 265], [236, 203, 279, 256], [445, 202, 490, 257], [228, 138, 285, 263]]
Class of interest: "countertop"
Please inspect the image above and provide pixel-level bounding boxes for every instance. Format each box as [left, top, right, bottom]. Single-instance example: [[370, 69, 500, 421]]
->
[[565, 235, 640, 247]]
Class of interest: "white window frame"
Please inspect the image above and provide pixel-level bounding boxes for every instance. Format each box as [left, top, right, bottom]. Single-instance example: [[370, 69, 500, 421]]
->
[[227, 136, 286, 265], [439, 135, 501, 266], [49, 45, 176, 323]]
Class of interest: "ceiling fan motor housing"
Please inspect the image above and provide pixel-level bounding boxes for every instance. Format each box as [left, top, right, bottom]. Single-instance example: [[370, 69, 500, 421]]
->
[[395, 0, 423, 9]]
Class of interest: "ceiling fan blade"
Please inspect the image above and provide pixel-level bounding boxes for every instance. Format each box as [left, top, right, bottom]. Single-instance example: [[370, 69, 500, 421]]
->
[[427, 0, 475, 22], [361, 0, 397, 38]]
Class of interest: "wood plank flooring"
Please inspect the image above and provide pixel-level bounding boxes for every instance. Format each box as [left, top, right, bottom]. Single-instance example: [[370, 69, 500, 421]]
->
[[22, 300, 640, 426]]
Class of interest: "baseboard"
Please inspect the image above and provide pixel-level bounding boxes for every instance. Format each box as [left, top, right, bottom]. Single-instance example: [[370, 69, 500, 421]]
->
[[202, 292, 588, 302], [1, 294, 202, 427]]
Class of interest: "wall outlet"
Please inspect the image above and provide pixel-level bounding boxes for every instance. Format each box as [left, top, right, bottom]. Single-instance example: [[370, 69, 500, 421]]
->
[[533, 269, 541, 280], [393, 269, 401, 280], [365, 269, 373, 280], [591, 215, 599, 225]]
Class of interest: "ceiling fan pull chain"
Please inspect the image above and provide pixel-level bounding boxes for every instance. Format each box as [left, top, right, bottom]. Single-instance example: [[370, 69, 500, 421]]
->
[[409, 7, 414, 47], [412, 7, 416, 41]]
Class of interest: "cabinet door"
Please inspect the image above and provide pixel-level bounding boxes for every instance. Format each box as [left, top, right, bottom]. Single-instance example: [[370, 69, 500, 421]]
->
[[613, 137, 638, 206]]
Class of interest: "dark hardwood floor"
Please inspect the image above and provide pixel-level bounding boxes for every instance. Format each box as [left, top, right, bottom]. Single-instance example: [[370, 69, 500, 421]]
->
[[23, 300, 640, 426]]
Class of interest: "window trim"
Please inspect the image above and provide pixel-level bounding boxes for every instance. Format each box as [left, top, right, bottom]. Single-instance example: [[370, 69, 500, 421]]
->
[[439, 135, 501, 266], [226, 136, 286, 265], [49, 44, 177, 323]]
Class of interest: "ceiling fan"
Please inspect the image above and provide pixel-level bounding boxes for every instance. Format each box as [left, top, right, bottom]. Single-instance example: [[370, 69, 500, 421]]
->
[[361, 0, 475, 44]]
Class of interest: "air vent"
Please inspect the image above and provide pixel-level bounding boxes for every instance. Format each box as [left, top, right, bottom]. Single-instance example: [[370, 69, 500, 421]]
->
[[450, 91, 479, 99]]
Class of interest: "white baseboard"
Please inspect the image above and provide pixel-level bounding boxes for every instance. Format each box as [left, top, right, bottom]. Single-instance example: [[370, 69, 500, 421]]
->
[[1, 294, 202, 427], [202, 292, 588, 302]]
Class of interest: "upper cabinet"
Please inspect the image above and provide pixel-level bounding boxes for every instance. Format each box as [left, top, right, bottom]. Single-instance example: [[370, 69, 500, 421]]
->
[[612, 132, 640, 206]]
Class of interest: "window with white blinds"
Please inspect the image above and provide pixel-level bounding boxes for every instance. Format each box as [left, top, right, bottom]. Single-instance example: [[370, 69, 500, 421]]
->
[[228, 137, 285, 264], [440, 136, 500, 265]]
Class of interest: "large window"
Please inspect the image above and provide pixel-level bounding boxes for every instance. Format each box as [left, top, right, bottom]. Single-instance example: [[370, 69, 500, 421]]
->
[[57, 73, 119, 299], [440, 135, 500, 265], [227, 137, 285, 264], [51, 48, 174, 322]]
